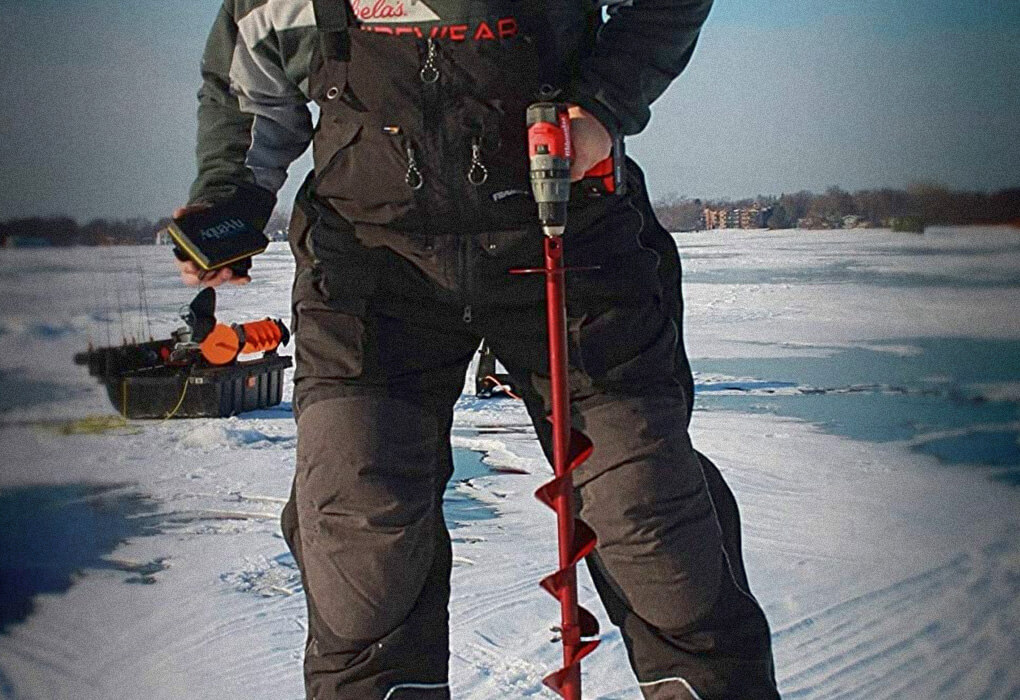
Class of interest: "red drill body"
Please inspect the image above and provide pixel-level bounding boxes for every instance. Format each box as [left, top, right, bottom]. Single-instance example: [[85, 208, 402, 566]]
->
[[527, 103, 573, 237]]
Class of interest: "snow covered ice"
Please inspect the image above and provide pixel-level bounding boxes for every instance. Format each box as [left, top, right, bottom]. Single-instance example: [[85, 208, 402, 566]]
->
[[1, 226, 1019, 698]]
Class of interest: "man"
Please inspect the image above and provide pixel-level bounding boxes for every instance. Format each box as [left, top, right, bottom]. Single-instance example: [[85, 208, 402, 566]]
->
[[177, 1, 779, 697]]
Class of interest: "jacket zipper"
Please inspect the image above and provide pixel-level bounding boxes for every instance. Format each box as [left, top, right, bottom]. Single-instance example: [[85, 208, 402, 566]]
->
[[459, 227, 473, 323], [460, 133, 490, 325], [420, 37, 441, 225], [423, 36, 474, 324], [628, 198, 683, 367], [420, 37, 477, 324]]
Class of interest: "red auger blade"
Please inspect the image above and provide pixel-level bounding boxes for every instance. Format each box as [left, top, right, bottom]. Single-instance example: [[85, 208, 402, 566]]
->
[[578, 605, 601, 638], [535, 427, 600, 700], [567, 428, 594, 470], [535, 474, 567, 510], [534, 428, 593, 508], [541, 640, 601, 698]]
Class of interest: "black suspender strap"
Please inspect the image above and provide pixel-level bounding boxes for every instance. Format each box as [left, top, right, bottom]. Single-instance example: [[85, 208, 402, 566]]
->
[[312, 0, 353, 60]]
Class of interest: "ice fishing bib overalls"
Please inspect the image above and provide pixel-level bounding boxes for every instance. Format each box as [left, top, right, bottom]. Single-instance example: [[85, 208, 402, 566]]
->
[[279, 1, 779, 698]]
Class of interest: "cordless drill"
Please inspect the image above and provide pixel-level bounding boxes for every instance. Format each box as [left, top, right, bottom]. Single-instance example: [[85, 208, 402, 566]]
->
[[527, 102, 574, 237], [527, 103, 626, 237]]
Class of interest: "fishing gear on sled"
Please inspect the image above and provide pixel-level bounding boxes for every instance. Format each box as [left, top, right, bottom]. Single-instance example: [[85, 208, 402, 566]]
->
[[75, 288, 291, 419], [474, 342, 519, 399]]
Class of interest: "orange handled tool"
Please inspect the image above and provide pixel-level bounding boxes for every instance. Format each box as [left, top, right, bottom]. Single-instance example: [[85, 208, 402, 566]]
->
[[199, 318, 289, 366]]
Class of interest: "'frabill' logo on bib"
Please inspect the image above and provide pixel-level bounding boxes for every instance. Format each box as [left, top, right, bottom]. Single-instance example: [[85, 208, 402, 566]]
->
[[350, 0, 441, 22]]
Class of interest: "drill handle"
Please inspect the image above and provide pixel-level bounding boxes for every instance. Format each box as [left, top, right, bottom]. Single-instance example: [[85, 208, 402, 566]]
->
[[579, 133, 626, 196]]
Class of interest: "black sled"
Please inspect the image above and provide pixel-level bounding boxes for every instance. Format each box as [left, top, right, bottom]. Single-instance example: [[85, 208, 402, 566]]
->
[[75, 288, 292, 419]]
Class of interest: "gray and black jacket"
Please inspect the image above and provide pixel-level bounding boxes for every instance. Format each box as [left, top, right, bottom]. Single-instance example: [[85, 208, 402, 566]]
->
[[189, 0, 714, 207]]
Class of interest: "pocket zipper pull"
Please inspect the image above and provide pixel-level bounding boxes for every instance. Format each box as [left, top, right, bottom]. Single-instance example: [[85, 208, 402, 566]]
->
[[405, 145, 424, 190], [420, 38, 439, 84], [467, 137, 489, 186]]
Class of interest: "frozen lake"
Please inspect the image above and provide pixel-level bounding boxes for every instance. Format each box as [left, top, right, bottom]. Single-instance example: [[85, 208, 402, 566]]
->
[[1, 226, 1019, 698], [696, 337, 1020, 481], [681, 227, 1020, 484]]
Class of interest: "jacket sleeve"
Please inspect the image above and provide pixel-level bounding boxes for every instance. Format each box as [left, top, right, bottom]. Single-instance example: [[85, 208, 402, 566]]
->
[[569, 0, 714, 137], [189, 0, 317, 207]]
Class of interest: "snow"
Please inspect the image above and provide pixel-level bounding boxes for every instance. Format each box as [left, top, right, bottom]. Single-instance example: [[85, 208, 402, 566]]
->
[[967, 382, 1020, 403], [1, 226, 1019, 699], [679, 226, 1020, 358]]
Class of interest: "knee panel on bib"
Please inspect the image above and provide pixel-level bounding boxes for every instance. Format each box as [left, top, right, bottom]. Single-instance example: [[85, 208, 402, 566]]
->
[[577, 395, 723, 633], [295, 395, 443, 642]]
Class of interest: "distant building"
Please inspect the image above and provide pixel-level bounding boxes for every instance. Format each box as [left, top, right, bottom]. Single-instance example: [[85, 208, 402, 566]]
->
[[702, 205, 772, 230], [796, 216, 830, 229], [702, 208, 727, 229], [155, 228, 174, 246]]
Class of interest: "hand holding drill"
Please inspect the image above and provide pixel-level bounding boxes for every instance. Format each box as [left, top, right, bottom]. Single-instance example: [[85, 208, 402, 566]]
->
[[565, 105, 613, 183]]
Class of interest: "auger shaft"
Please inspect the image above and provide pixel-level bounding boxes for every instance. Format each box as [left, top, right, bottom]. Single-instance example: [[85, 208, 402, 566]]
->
[[544, 234, 583, 699]]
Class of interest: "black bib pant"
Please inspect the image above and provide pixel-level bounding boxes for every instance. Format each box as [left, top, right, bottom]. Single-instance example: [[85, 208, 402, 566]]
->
[[279, 3, 778, 698]]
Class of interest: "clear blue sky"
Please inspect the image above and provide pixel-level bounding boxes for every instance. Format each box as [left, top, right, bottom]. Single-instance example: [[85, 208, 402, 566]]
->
[[1, 0, 1018, 219]]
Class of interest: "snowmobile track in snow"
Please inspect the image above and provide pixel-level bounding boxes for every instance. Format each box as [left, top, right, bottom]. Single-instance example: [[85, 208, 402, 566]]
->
[[776, 532, 1020, 699]]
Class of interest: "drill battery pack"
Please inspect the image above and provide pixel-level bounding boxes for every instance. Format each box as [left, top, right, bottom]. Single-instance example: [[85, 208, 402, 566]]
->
[[165, 200, 270, 275], [577, 135, 627, 198]]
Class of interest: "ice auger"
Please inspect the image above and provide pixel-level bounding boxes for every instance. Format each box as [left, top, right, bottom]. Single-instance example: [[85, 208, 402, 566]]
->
[[513, 102, 607, 699]]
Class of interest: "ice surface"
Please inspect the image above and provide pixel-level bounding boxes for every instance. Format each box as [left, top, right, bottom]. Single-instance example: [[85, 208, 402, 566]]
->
[[1, 227, 1019, 698]]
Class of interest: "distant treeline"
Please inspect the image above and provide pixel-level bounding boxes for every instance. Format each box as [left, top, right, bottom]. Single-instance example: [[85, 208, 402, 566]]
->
[[653, 184, 1020, 232], [0, 216, 172, 247], [3, 185, 1019, 246], [0, 211, 293, 247]]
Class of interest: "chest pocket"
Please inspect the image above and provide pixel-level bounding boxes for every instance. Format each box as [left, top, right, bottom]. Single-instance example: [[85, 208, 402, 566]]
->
[[307, 1, 569, 234], [310, 31, 427, 232], [450, 31, 548, 232]]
